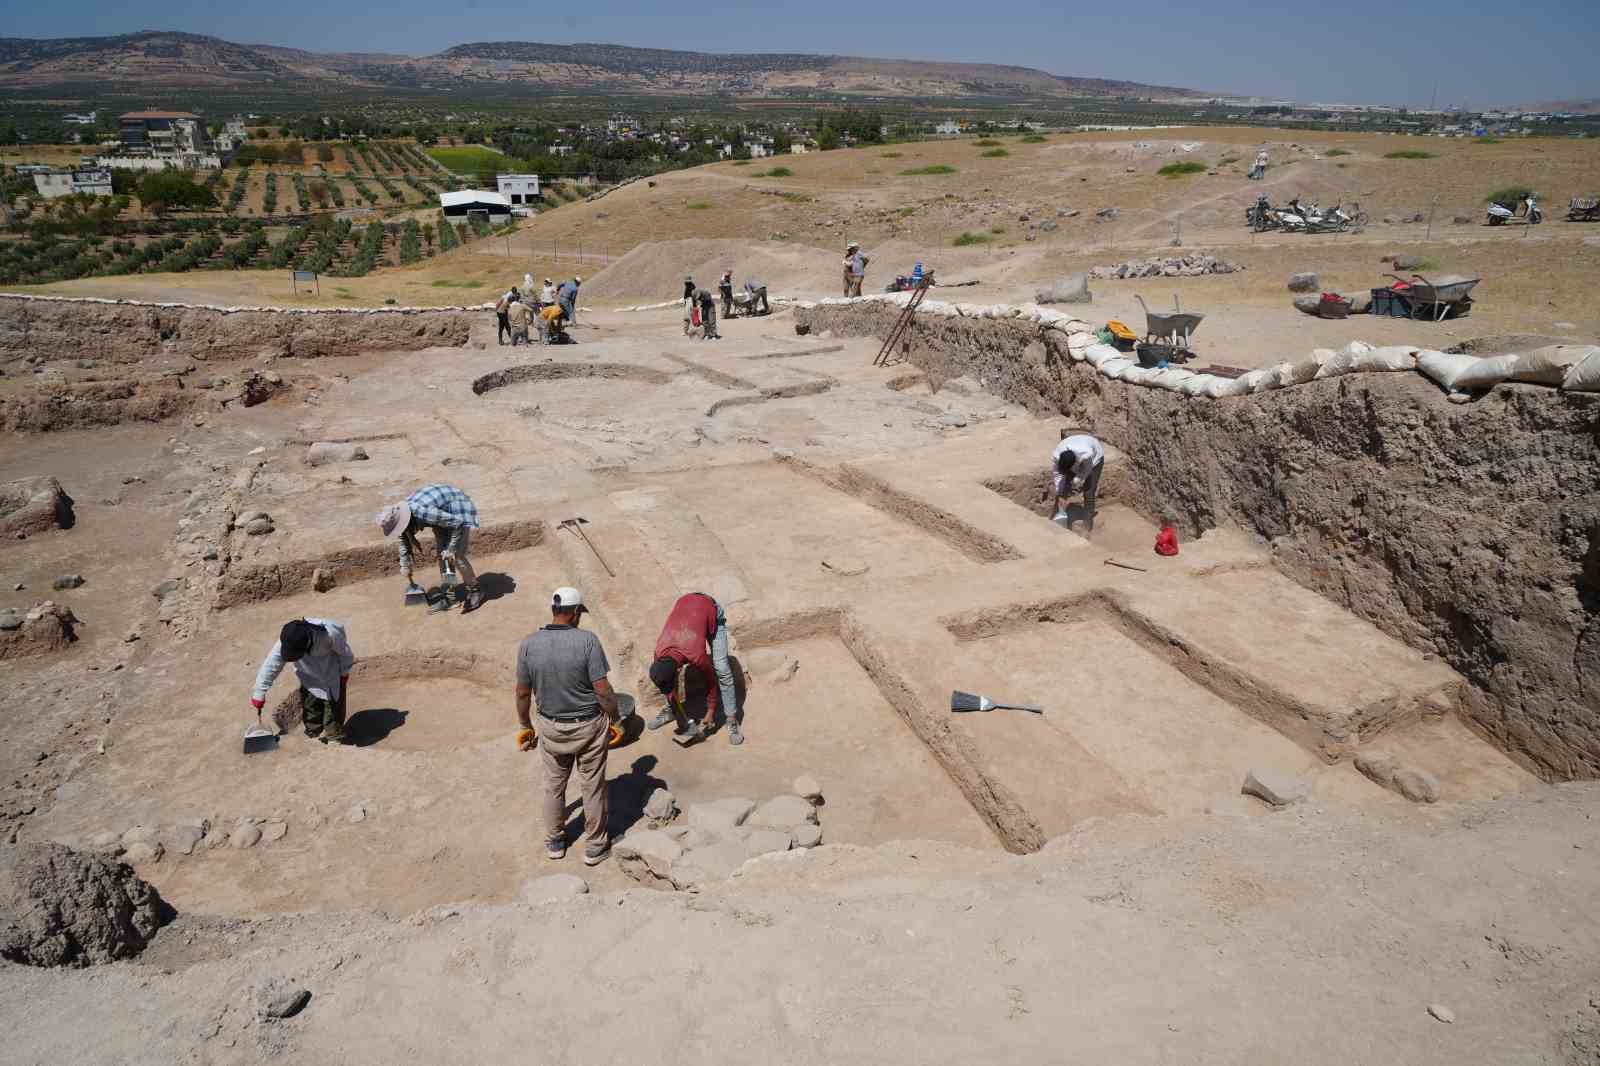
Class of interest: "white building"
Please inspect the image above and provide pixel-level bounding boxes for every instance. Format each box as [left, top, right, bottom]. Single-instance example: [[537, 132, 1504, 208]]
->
[[790, 144, 809, 154], [32, 168, 114, 199], [750, 143, 772, 159], [935, 120, 961, 136], [64, 110, 98, 125], [440, 189, 511, 221], [496, 173, 541, 204]]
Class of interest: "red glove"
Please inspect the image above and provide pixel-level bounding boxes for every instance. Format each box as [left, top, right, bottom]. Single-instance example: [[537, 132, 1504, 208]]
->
[[250, 698, 265, 711]]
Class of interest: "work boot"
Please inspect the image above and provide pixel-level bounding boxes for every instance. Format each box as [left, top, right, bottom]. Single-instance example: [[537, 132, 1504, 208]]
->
[[648, 708, 677, 731], [461, 587, 484, 614]]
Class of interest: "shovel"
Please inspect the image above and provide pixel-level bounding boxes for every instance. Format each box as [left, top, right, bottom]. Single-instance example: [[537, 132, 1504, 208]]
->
[[950, 690, 1043, 715], [243, 711, 278, 754]]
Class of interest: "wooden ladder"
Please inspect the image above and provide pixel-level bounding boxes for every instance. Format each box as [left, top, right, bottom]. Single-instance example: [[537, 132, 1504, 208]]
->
[[872, 275, 934, 367]]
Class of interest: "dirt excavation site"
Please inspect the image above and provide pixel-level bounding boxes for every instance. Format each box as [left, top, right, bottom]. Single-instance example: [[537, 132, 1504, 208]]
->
[[2, 210, 1600, 1059]]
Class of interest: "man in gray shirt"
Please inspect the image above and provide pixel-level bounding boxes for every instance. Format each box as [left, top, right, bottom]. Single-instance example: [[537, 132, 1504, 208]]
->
[[515, 586, 619, 865]]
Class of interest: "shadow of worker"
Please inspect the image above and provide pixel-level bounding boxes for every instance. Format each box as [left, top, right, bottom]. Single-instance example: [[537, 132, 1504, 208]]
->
[[564, 754, 668, 842], [343, 707, 408, 747]]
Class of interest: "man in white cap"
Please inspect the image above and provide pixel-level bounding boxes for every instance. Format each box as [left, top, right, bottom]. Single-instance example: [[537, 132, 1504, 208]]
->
[[539, 277, 557, 308], [515, 587, 620, 865], [376, 484, 483, 613], [843, 241, 869, 297], [1052, 428, 1105, 534]]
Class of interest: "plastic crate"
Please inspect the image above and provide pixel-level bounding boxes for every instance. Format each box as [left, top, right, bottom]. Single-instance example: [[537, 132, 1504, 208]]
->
[[1370, 287, 1412, 318]]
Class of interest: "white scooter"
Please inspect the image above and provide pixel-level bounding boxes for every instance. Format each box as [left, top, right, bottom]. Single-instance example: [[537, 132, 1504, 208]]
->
[[1487, 195, 1541, 226]]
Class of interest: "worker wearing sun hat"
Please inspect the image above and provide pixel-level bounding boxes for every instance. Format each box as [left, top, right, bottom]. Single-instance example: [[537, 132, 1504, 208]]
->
[[376, 484, 483, 614], [515, 586, 620, 865], [843, 241, 868, 297]]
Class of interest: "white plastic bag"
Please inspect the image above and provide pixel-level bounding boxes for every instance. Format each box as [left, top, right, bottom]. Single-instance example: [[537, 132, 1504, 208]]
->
[[1562, 348, 1600, 392], [1349, 346, 1419, 372], [1415, 350, 1484, 392], [1515, 345, 1596, 386], [1450, 353, 1522, 391]]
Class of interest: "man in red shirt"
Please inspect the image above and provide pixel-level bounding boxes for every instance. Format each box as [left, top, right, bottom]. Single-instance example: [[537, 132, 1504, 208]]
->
[[647, 592, 743, 746]]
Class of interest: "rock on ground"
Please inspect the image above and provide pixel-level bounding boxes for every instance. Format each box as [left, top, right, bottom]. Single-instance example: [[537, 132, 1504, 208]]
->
[[791, 824, 824, 848], [305, 442, 370, 467], [616, 829, 684, 888], [793, 776, 824, 803], [643, 788, 678, 823], [520, 874, 589, 903], [686, 798, 756, 833], [0, 843, 170, 967], [0, 475, 74, 537], [743, 830, 793, 859], [0, 602, 79, 660], [1355, 752, 1440, 804], [229, 825, 262, 849], [1287, 273, 1320, 293], [51, 574, 84, 590], [259, 987, 312, 1021], [674, 840, 752, 886], [1036, 274, 1093, 305], [1241, 768, 1308, 808], [749, 795, 819, 831]]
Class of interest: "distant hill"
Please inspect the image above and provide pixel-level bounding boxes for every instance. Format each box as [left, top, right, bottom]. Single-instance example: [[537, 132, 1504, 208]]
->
[[0, 30, 1210, 102]]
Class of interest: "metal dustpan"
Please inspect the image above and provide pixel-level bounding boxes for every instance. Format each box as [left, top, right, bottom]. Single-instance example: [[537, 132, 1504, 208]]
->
[[403, 582, 429, 607], [243, 713, 278, 754], [950, 690, 1043, 715]]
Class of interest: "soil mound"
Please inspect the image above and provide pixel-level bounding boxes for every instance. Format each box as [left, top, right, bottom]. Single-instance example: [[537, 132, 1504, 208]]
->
[[0, 843, 171, 967], [583, 238, 839, 302]]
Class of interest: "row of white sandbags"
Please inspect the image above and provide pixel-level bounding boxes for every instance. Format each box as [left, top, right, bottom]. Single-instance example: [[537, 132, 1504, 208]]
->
[[807, 293, 1600, 397]]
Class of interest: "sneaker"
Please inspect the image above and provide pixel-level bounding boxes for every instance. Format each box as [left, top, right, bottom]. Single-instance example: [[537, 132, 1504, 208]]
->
[[648, 709, 677, 731], [583, 843, 612, 867], [461, 588, 484, 614], [726, 720, 744, 746], [427, 596, 453, 614], [672, 722, 705, 747], [546, 839, 567, 860]]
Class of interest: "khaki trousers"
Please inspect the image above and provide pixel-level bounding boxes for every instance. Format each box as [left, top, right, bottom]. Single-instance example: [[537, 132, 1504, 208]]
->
[[539, 715, 609, 851]]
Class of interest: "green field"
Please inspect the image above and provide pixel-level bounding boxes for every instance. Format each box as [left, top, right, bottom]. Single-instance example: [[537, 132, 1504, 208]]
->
[[426, 146, 510, 173]]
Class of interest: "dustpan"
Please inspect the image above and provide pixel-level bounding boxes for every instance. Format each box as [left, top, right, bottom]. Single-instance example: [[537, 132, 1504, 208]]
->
[[243, 712, 279, 754], [950, 690, 1043, 715], [403, 582, 429, 607]]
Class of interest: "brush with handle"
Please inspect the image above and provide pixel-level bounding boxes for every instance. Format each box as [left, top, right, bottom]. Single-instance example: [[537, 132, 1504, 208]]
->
[[950, 690, 1044, 715]]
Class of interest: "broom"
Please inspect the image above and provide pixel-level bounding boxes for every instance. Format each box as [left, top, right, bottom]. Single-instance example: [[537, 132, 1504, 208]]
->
[[950, 690, 1043, 715]]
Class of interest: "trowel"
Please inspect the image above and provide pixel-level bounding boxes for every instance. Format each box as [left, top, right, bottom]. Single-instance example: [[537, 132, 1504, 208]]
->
[[243, 711, 278, 754], [950, 690, 1044, 715]]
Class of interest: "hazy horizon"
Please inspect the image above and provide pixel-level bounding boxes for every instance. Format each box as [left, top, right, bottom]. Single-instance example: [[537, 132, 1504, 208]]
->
[[4, 0, 1598, 109]]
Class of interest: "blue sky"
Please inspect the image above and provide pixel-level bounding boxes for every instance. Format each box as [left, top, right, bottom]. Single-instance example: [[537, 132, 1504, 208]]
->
[[6, 0, 1598, 108]]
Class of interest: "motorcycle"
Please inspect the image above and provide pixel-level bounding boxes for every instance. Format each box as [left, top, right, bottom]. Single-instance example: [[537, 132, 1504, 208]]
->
[[1486, 195, 1541, 226], [1304, 203, 1353, 233]]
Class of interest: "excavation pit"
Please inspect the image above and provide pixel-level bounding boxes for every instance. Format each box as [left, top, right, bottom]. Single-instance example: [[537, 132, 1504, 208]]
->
[[324, 677, 505, 751], [665, 635, 998, 849], [981, 467, 1161, 555]]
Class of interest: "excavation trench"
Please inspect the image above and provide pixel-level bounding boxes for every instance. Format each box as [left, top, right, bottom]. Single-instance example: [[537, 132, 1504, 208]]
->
[[796, 300, 1600, 781]]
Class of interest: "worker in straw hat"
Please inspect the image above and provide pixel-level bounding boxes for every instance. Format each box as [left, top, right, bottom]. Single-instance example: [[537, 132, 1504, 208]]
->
[[515, 586, 621, 865], [376, 484, 484, 614], [843, 241, 869, 297]]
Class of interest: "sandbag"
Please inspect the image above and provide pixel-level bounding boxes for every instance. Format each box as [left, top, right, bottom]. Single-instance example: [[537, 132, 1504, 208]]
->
[[1177, 375, 1210, 397], [1349, 346, 1419, 372], [1198, 375, 1251, 399], [1082, 343, 1124, 368], [1514, 344, 1596, 386], [1339, 340, 1375, 357], [1415, 350, 1484, 392], [1098, 357, 1137, 380], [1314, 350, 1359, 379], [1119, 365, 1158, 386], [1239, 369, 1277, 392], [1145, 368, 1194, 390], [1277, 357, 1321, 387], [1562, 347, 1600, 392], [1450, 353, 1522, 391]]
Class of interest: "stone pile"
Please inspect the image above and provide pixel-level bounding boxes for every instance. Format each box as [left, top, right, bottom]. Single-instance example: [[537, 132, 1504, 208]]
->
[[617, 778, 825, 891], [0, 842, 170, 967], [1089, 255, 1243, 280], [0, 601, 79, 660]]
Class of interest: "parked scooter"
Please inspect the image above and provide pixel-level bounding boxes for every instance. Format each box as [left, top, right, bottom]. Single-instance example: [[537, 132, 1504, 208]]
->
[[1304, 203, 1353, 233], [1487, 195, 1542, 226]]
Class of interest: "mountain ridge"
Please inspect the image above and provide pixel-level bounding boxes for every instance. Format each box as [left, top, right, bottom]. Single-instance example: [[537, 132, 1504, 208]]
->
[[0, 30, 1212, 101]]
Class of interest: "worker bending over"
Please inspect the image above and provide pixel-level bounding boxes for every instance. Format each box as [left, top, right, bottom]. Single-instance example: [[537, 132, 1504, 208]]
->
[[377, 484, 484, 614], [647, 592, 743, 746], [251, 617, 355, 745], [515, 587, 620, 865], [742, 280, 770, 315], [1052, 429, 1105, 533], [558, 277, 581, 324]]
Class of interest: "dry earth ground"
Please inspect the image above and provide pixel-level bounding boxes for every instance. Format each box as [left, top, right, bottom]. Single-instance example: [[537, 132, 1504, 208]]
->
[[1, 128, 1598, 1063]]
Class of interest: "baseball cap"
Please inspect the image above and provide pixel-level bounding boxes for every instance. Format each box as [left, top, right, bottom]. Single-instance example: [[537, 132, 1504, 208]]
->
[[551, 587, 584, 611]]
